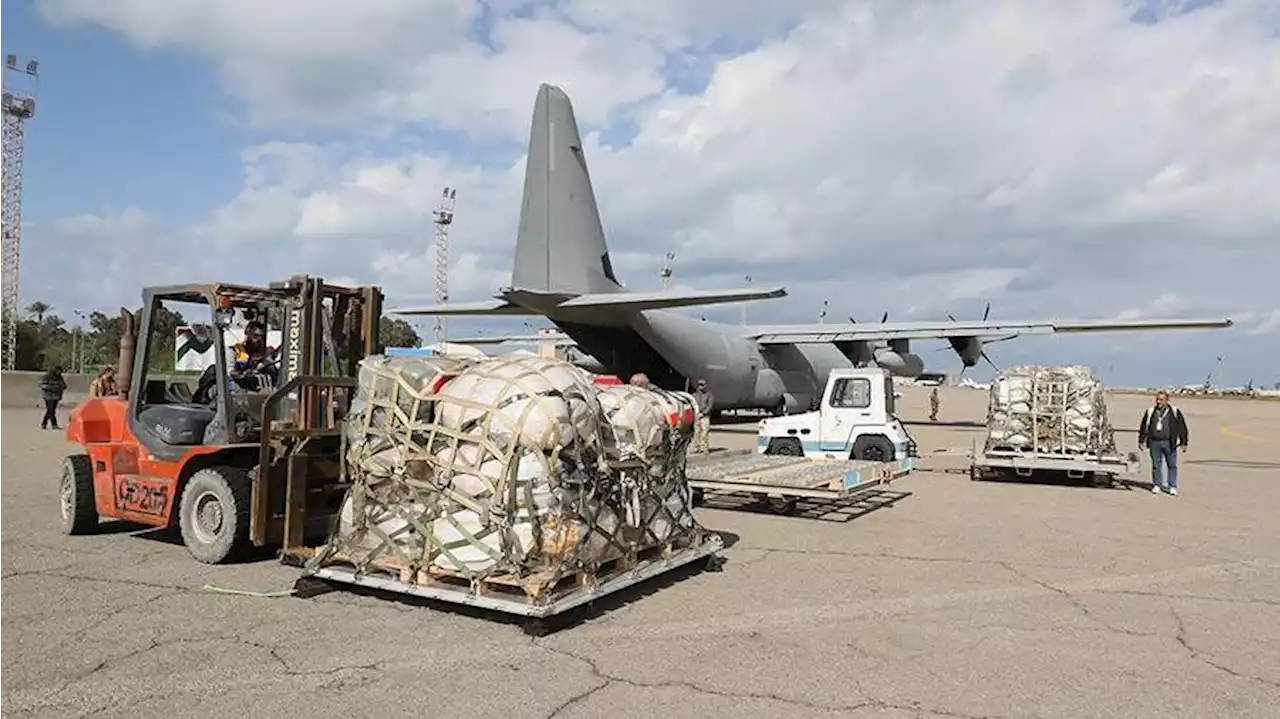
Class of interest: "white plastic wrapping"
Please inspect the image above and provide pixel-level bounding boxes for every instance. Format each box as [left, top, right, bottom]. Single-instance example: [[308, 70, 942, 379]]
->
[[323, 353, 704, 587], [984, 365, 1117, 456]]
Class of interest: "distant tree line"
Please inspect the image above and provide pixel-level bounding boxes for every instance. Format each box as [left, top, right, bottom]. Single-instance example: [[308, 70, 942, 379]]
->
[[0, 302, 422, 373]]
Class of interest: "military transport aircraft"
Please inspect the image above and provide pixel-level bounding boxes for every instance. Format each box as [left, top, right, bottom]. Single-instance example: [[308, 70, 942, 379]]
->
[[391, 84, 1233, 414]]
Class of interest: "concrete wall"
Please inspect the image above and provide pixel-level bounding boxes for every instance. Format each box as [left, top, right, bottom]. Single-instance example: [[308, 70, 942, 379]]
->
[[1, 371, 194, 408], [2, 371, 93, 408]]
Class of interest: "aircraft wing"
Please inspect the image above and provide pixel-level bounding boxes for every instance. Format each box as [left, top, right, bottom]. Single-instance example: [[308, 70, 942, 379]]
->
[[387, 300, 540, 316], [447, 334, 576, 346], [745, 317, 1233, 344], [557, 286, 787, 312]]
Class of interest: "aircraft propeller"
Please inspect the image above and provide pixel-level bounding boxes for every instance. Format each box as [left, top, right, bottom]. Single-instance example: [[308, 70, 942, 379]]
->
[[847, 311, 889, 324], [938, 301, 1017, 379]]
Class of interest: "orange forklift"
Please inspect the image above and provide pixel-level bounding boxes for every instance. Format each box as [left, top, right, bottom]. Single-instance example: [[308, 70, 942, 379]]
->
[[61, 275, 383, 564]]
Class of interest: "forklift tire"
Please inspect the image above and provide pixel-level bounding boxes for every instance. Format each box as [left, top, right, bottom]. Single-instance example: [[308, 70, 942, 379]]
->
[[767, 437, 804, 456], [179, 466, 252, 564], [852, 436, 894, 463], [60, 454, 98, 535]]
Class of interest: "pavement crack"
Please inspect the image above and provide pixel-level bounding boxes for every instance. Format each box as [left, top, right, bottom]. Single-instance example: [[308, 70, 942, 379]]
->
[[1095, 589, 1280, 607], [531, 639, 995, 718], [1170, 607, 1280, 689], [993, 562, 1139, 635], [235, 634, 387, 678], [739, 546, 1010, 568], [14, 568, 196, 594]]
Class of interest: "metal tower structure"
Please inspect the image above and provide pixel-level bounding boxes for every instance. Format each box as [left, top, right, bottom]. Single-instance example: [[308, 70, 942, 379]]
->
[[660, 252, 674, 290], [432, 187, 457, 346], [2, 55, 39, 371]]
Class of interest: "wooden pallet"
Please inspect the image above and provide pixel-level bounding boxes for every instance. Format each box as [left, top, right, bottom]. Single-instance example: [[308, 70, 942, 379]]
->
[[318, 532, 705, 605]]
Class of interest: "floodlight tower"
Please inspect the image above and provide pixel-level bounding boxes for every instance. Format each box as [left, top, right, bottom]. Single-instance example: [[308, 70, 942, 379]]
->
[[432, 187, 457, 346], [660, 252, 675, 290], [2, 55, 39, 371]]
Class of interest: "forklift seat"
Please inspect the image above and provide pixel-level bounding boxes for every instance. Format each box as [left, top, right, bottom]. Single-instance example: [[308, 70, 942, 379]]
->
[[137, 404, 217, 446]]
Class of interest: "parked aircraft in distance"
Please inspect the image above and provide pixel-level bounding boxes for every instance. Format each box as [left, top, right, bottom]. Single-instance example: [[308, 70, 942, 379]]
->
[[392, 83, 1233, 414]]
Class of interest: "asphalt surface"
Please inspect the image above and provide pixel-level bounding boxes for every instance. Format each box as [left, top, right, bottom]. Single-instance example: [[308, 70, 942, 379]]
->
[[3, 387, 1279, 718]]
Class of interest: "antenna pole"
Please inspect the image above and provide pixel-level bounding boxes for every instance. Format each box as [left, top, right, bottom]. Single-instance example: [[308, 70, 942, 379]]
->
[[432, 187, 456, 347], [660, 252, 674, 290], [2, 55, 39, 370]]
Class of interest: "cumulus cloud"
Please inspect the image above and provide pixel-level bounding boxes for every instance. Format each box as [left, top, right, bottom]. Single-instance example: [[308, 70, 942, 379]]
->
[[23, 0, 1280, 382]]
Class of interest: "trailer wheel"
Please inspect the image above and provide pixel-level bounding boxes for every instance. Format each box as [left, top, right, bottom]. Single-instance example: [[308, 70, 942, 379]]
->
[[179, 466, 252, 564], [691, 488, 705, 507], [60, 454, 98, 535], [853, 436, 894, 462], [767, 437, 803, 456]]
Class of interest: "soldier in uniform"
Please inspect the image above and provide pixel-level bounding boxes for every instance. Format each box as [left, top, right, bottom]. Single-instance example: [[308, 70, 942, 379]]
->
[[692, 378, 714, 454], [929, 387, 940, 422]]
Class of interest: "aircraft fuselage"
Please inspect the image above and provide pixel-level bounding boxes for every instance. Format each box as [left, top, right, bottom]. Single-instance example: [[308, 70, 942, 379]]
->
[[548, 308, 917, 413]]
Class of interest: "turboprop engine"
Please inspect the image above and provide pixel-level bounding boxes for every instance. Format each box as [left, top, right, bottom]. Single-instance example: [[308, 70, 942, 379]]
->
[[948, 336, 984, 367], [872, 338, 924, 377], [873, 348, 925, 378]]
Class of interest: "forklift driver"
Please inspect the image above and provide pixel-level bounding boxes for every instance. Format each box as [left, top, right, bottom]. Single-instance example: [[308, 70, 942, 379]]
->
[[229, 320, 278, 391]]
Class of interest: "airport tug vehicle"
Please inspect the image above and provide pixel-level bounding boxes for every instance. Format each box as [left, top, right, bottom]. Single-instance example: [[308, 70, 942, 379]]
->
[[686, 367, 916, 515]]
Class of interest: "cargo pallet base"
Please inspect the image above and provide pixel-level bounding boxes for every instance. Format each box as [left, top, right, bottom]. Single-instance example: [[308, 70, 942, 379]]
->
[[970, 439, 1141, 487], [299, 532, 726, 633], [685, 449, 913, 515]]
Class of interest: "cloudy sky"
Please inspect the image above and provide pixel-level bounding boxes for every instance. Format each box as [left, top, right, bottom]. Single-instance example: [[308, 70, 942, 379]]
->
[[4, 0, 1278, 387]]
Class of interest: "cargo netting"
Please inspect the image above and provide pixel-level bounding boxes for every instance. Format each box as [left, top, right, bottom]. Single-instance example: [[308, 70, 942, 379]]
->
[[310, 354, 706, 600], [984, 365, 1117, 456]]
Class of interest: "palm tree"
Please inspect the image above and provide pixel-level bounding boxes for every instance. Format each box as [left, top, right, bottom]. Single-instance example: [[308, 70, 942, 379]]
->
[[26, 301, 50, 323]]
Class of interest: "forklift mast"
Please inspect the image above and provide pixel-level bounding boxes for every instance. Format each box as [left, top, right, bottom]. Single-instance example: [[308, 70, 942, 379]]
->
[[268, 275, 382, 429]]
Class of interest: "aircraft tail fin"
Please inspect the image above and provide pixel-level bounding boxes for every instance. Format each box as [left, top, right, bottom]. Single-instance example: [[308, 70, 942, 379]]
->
[[511, 84, 622, 296]]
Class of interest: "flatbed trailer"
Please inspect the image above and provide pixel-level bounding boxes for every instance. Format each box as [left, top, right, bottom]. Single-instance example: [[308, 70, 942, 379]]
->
[[685, 448, 914, 514], [969, 438, 1140, 486], [291, 455, 727, 634], [296, 531, 725, 633]]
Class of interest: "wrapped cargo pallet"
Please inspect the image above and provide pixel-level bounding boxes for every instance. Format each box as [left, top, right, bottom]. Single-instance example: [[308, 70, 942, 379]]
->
[[317, 353, 708, 602], [984, 365, 1117, 456]]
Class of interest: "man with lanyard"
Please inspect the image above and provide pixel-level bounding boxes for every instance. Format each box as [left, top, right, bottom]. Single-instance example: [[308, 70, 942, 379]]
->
[[1137, 391, 1189, 496], [229, 320, 276, 391]]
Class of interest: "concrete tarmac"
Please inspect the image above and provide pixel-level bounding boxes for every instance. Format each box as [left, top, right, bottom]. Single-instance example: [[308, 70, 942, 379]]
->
[[3, 387, 1279, 718]]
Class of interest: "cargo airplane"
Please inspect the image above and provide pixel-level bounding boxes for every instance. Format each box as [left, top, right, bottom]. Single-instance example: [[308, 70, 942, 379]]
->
[[391, 84, 1233, 414]]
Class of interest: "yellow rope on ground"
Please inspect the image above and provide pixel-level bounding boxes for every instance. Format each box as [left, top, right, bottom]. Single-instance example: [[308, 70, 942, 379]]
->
[[201, 584, 296, 598]]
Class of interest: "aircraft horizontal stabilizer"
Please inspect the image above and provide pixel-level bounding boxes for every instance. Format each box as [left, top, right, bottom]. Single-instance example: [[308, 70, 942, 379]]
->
[[746, 317, 1234, 345], [558, 286, 787, 312], [387, 300, 540, 317]]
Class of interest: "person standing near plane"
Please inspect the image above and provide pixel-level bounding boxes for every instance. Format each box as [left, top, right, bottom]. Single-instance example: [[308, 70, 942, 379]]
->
[[929, 387, 940, 422], [692, 378, 714, 454], [39, 365, 67, 430], [1138, 391, 1189, 496]]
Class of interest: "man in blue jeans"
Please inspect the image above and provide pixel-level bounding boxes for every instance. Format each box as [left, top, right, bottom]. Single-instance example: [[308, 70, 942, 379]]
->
[[1137, 391, 1189, 496]]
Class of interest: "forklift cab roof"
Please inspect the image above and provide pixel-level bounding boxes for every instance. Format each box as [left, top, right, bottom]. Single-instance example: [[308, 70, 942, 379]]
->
[[143, 277, 366, 306]]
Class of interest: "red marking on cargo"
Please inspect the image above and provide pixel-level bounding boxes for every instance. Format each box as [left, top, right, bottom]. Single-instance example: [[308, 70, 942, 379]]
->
[[430, 374, 455, 394], [666, 408, 695, 427]]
